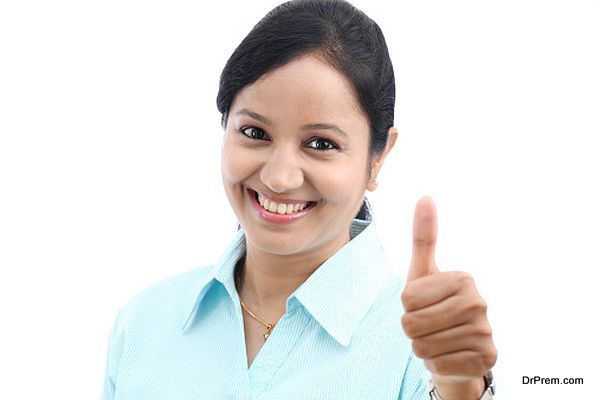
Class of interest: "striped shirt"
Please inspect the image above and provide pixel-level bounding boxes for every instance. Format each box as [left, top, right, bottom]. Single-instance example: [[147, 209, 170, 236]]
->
[[102, 218, 431, 399]]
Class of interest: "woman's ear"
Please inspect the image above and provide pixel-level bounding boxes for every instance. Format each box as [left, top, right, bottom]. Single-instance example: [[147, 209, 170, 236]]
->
[[367, 127, 398, 192]]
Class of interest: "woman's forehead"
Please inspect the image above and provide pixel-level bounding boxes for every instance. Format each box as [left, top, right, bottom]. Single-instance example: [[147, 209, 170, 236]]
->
[[230, 54, 368, 129]]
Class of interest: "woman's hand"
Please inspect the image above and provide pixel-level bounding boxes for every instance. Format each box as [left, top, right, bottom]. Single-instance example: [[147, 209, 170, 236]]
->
[[401, 197, 497, 400]]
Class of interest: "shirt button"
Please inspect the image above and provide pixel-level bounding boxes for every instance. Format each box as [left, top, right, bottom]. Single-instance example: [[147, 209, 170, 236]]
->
[[237, 389, 247, 400]]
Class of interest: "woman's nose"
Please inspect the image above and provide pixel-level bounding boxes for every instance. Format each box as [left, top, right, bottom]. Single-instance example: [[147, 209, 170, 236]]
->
[[259, 149, 304, 194]]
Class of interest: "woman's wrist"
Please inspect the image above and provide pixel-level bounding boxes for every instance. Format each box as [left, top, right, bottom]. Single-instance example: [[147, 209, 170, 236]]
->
[[431, 374, 486, 400]]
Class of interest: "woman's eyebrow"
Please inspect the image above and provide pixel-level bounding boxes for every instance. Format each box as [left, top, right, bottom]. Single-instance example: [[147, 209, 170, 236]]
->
[[236, 108, 271, 125], [235, 108, 349, 139], [302, 123, 349, 139]]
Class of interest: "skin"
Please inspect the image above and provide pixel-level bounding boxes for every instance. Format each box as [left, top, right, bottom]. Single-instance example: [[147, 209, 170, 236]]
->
[[220, 52, 496, 399], [403, 197, 497, 399]]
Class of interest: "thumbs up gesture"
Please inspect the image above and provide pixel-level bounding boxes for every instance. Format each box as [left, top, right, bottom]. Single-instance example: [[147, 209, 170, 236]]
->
[[401, 197, 497, 400]]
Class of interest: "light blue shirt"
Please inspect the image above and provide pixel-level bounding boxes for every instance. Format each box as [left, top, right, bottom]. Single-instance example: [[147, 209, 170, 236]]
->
[[102, 219, 431, 399]]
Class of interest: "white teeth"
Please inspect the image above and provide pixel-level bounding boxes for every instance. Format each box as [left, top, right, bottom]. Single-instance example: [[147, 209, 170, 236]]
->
[[256, 191, 311, 215]]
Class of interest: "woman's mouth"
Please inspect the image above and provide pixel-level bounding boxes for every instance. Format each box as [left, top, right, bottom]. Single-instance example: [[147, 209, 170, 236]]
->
[[247, 188, 317, 223]]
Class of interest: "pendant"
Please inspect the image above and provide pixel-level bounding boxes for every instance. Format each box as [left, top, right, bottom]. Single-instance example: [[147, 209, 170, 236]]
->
[[263, 324, 273, 340]]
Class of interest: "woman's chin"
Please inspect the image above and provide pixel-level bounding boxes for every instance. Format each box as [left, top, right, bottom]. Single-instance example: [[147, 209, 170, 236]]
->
[[245, 230, 311, 256]]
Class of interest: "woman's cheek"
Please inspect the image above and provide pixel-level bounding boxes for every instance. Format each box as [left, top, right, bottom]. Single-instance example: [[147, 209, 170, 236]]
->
[[221, 142, 255, 183], [318, 166, 365, 205]]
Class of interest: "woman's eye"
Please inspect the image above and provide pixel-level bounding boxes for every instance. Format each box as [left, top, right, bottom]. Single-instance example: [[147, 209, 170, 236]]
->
[[240, 126, 268, 140], [240, 127, 338, 152], [307, 138, 338, 151]]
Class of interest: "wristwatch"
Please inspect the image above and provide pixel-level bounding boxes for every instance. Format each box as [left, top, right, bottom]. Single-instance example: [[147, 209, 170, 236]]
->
[[428, 370, 495, 400]]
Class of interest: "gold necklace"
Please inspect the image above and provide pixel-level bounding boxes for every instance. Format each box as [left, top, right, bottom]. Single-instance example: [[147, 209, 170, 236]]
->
[[240, 300, 274, 341], [236, 261, 275, 341]]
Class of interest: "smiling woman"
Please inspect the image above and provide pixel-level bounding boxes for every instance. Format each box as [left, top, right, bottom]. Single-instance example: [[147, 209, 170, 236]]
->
[[221, 53, 385, 255], [101, 1, 496, 399]]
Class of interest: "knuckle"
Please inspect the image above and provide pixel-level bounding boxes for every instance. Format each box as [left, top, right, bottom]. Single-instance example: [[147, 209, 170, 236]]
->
[[466, 298, 488, 315], [401, 313, 418, 337], [474, 323, 493, 338], [484, 346, 498, 368], [400, 286, 412, 308], [413, 237, 433, 247], [464, 350, 496, 376], [401, 287, 415, 309], [477, 298, 488, 313], [457, 271, 474, 285], [480, 298, 488, 312], [475, 352, 492, 375], [411, 339, 430, 359]]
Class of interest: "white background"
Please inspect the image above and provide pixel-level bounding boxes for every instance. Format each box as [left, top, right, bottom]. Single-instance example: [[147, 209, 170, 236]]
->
[[1, 0, 599, 399]]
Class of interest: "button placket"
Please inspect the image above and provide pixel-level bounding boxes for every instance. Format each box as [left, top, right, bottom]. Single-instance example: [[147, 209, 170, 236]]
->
[[247, 305, 308, 398]]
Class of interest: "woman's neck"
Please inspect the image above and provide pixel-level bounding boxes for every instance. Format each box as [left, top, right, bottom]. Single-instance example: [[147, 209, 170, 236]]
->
[[235, 229, 351, 313], [235, 251, 316, 311]]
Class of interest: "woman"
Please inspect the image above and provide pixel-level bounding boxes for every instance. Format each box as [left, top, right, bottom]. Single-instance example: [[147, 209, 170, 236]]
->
[[102, 0, 497, 399]]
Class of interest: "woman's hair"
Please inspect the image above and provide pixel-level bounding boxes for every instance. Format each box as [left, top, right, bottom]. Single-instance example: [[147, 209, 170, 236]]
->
[[217, 0, 395, 222]]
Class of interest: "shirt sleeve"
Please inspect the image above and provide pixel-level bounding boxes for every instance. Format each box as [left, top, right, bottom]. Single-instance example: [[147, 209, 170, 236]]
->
[[398, 352, 431, 400], [101, 309, 124, 400]]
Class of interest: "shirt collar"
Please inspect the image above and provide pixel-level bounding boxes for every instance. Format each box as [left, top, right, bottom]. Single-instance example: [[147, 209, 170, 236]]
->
[[180, 219, 391, 347]]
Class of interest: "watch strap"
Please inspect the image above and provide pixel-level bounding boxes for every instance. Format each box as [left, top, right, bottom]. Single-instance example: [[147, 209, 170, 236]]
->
[[428, 371, 495, 400]]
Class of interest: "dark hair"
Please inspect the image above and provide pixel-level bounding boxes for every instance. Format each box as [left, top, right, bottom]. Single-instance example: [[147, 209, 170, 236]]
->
[[217, 0, 394, 222]]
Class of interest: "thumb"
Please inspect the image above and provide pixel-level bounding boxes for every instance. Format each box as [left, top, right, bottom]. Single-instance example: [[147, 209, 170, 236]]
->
[[407, 196, 439, 281]]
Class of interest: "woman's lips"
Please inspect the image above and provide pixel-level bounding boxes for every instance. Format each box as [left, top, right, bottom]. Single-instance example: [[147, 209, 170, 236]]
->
[[247, 188, 317, 224], [251, 188, 315, 205]]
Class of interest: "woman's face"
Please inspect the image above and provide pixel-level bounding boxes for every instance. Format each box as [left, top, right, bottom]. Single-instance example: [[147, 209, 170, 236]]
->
[[221, 53, 386, 258]]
